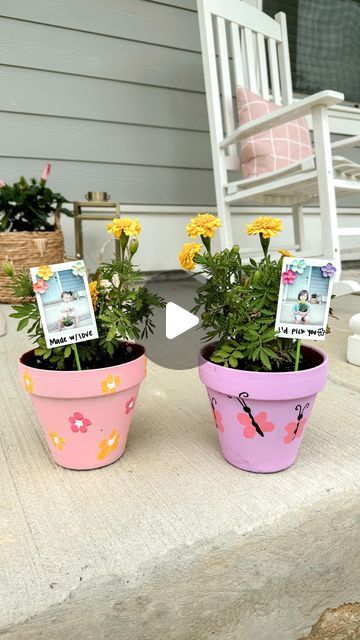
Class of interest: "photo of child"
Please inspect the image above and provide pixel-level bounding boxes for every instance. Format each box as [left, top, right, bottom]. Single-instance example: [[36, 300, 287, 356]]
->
[[275, 258, 335, 340], [293, 290, 310, 324], [30, 261, 98, 348], [57, 291, 79, 330]]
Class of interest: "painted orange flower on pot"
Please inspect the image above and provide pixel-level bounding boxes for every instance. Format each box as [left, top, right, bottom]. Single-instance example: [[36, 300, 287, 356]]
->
[[23, 371, 33, 393], [97, 429, 120, 460], [101, 374, 120, 394], [49, 432, 65, 450]]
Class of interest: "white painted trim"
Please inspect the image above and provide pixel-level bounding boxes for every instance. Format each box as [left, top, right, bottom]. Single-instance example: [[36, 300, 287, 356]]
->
[[63, 203, 360, 216]]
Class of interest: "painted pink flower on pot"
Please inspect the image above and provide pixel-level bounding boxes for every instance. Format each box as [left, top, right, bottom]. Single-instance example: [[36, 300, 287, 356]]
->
[[283, 403, 309, 444], [68, 412, 92, 433], [125, 396, 136, 414]]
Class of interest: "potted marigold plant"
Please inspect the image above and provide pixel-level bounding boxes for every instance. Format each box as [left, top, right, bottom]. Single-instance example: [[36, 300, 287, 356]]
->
[[179, 214, 329, 473], [0, 164, 71, 303], [4, 217, 164, 470]]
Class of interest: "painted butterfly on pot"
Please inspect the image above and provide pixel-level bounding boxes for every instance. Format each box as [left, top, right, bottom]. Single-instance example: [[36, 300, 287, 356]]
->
[[283, 403, 310, 444], [209, 396, 224, 432], [234, 392, 275, 439]]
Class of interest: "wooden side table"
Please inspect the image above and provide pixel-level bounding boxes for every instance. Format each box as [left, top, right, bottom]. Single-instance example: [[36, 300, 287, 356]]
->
[[73, 200, 121, 259]]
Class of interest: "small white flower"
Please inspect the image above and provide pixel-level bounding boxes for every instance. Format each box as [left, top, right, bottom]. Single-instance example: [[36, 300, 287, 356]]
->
[[112, 273, 120, 288], [99, 279, 112, 291]]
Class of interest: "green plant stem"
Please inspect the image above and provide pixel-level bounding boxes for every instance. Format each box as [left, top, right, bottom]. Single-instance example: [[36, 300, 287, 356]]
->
[[259, 233, 270, 258], [115, 239, 121, 259], [72, 344, 82, 371], [294, 339, 301, 372], [201, 235, 211, 254]]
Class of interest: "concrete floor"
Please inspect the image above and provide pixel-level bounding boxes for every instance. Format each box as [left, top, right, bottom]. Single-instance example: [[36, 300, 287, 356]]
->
[[0, 290, 359, 640]]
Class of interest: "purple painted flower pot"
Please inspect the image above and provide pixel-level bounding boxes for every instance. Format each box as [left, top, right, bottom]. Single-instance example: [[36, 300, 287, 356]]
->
[[18, 344, 147, 470], [199, 344, 328, 473]]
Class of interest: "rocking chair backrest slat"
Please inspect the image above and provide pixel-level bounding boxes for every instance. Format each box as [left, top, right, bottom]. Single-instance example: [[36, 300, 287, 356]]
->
[[216, 17, 237, 156], [230, 23, 244, 86], [275, 11, 293, 105], [243, 27, 258, 93], [267, 37, 282, 105], [197, 0, 294, 172], [257, 33, 270, 100]]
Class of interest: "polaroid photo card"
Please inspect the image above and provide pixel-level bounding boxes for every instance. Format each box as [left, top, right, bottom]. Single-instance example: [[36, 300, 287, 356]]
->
[[30, 261, 98, 349], [275, 258, 336, 341]]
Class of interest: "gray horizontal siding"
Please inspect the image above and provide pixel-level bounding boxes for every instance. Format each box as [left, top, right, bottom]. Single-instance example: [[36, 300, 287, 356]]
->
[[0, 0, 200, 51], [0, 18, 204, 91], [0, 67, 208, 130], [0, 0, 213, 207], [0, 158, 215, 204], [0, 113, 212, 169]]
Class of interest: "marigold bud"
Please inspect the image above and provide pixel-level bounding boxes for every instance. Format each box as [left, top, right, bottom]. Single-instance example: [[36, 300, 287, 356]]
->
[[129, 238, 139, 255]]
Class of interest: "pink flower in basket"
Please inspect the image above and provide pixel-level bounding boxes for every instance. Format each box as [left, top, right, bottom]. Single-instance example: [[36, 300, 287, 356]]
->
[[0, 180, 6, 188], [33, 278, 48, 294], [41, 162, 52, 181]]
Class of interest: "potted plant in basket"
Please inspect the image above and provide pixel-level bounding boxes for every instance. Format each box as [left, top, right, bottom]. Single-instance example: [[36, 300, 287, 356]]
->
[[179, 214, 332, 473], [0, 163, 71, 303], [4, 217, 164, 470]]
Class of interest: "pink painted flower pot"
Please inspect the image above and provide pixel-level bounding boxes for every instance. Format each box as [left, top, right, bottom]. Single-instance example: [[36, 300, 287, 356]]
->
[[19, 344, 147, 470], [199, 344, 328, 473]]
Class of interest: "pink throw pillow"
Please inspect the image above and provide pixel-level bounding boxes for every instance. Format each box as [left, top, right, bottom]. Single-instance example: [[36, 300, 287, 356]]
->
[[236, 86, 312, 179]]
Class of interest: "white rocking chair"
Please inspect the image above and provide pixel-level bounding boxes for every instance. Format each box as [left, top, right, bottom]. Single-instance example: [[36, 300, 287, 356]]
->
[[197, 0, 360, 286]]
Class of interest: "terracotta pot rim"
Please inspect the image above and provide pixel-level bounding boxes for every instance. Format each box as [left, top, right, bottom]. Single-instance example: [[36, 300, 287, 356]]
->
[[19, 341, 146, 375]]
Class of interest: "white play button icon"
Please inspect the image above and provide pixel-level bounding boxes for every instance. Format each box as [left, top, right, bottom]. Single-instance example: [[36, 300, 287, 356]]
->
[[165, 302, 199, 340]]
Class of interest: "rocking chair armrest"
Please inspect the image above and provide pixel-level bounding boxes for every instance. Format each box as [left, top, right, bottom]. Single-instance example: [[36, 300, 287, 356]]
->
[[219, 90, 344, 148]]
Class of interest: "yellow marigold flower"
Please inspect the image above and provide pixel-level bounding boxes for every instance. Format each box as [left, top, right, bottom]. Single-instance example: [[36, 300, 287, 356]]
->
[[186, 213, 221, 239], [101, 374, 121, 394], [277, 249, 294, 258], [37, 265, 53, 280], [107, 217, 141, 238], [97, 429, 120, 460], [89, 280, 98, 309], [246, 216, 282, 239], [49, 431, 65, 451], [179, 242, 202, 271]]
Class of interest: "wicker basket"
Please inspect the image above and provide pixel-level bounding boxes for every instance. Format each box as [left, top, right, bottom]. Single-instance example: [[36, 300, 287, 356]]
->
[[0, 213, 65, 303]]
